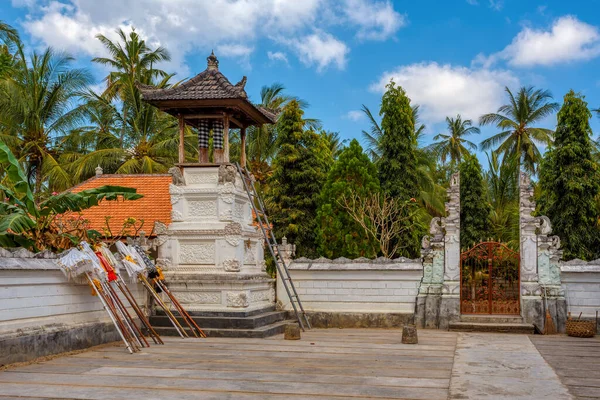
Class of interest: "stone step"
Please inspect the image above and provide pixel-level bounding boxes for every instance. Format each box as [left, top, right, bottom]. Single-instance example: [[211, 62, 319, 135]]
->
[[154, 319, 296, 338], [155, 305, 276, 318], [150, 311, 286, 330], [449, 322, 535, 334], [460, 315, 524, 324]]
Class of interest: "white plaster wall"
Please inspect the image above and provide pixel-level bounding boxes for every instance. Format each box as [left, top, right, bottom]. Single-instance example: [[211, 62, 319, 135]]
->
[[277, 259, 423, 313], [561, 263, 600, 318], [0, 258, 146, 337]]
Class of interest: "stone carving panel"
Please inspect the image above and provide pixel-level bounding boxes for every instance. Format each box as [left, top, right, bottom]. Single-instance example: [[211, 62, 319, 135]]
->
[[176, 292, 220, 304], [249, 290, 270, 303], [227, 291, 249, 308], [186, 172, 218, 185], [179, 243, 215, 264], [189, 200, 217, 217], [171, 209, 184, 222], [222, 259, 241, 272], [224, 222, 242, 246], [219, 182, 236, 204]]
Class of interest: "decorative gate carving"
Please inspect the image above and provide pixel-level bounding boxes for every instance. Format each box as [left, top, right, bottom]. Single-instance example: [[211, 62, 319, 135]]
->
[[460, 241, 520, 315]]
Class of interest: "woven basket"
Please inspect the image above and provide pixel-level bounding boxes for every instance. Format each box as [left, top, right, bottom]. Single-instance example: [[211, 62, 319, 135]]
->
[[566, 320, 597, 338]]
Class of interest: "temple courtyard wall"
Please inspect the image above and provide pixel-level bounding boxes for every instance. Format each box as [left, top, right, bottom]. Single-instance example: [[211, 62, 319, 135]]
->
[[561, 260, 600, 331], [276, 257, 423, 328], [0, 250, 146, 366]]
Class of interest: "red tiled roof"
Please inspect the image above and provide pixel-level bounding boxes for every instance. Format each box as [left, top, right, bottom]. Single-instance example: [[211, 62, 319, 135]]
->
[[70, 174, 172, 237]]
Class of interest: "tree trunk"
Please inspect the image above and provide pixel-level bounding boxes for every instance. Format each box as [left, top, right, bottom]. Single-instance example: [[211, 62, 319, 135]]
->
[[35, 159, 42, 195]]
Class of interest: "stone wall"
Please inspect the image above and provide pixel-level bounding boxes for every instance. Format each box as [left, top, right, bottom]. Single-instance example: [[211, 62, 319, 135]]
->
[[561, 260, 600, 331], [0, 249, 146, 365], [276, 257, 423, 328]]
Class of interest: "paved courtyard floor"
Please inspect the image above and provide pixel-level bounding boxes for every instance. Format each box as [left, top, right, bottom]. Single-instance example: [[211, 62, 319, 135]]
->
[[0, 329, 596, 399]]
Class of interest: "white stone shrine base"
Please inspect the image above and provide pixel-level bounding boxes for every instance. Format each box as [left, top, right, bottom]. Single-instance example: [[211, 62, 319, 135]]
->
[[164, 272, 275, 313]]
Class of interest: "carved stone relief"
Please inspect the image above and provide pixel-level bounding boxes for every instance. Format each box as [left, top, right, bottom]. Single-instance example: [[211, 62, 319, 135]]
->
[[179, 243, 215, 264], [186, 172, 218, 185], [227, 291, 249, 308], [189, 200, 217, 217], [176, 292, 220, 304], [223, 259, 241, 272]]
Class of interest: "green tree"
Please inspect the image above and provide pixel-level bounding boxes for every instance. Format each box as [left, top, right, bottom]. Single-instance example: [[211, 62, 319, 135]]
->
[[316, 139, 380, 258], [538, 90, 600, 260], [93, 28, 172, 147], [480, 86, 559, 174], [376, 82, 422, 257], [0, 42, 92, 193], [65, 29, 190, 180], [485, 152, 519, 248], [460, 154, 491, 249], [430, 114, 479, 167], [267, 100, 330, 258], [377, 82, 419, 200], [0, 142, 142, 252]]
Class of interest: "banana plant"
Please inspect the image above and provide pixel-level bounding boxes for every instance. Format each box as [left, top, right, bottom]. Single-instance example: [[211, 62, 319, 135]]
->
[[0, 142, 143, 252]]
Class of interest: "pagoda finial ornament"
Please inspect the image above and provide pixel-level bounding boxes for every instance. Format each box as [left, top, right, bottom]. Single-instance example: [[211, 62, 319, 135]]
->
[[207, 50, 219, 71]]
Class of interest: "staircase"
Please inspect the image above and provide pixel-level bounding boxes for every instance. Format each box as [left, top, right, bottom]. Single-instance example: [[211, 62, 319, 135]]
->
[[449, 315, 535, 334], [150, 306, 295, 338]]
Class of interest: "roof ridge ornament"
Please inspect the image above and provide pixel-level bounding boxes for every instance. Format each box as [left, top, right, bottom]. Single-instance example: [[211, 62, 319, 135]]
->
[[207, 50, 219, 71]]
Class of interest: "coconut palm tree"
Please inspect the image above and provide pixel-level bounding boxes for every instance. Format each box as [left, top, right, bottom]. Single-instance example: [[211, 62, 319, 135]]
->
[[0, 42, 92, 193], [0, 21, 19, 78], [321, 130, 346, 158], [430, 115, 479, 167], [66, 79, 193, 179], [480, 86, 559, 174], [92, 28, 171, 146]]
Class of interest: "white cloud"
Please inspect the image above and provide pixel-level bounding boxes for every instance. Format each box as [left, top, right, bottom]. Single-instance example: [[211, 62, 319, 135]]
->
[[466, 0, 479, 5], [345, 110, 365, 121], [16, 0, 406, 74], [343, 0, 406, 41], [283, 31, 349, 72], [479, 16, 600, 68], [216, 44, 254, 69], [488, 0, 503, 11], [370, 62, 518, 125], [267, 51, 289, 65]]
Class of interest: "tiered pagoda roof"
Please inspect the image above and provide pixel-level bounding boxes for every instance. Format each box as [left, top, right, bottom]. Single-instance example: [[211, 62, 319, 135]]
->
[[139, 52, 276, 128]]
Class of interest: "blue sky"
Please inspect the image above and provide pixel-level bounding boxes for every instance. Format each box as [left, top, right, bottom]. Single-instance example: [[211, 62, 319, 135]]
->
[[3, 0, 600, 160]]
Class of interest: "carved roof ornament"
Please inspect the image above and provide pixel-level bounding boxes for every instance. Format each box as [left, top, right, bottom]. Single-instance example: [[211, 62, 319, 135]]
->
[[207, 50, 219, 71], [535, 216, 553, 235]]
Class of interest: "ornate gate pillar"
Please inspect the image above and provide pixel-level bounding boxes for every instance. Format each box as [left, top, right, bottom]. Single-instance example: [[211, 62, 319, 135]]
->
[[519, 172, 566, 331], [416, 173, 460, 329]]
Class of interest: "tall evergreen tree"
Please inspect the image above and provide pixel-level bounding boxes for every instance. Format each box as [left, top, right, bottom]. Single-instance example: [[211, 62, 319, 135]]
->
[[375, 82, 422, 257], [538, 90, 600, 260], [460, 154, 491, 249], [268, 100, 330, 258], [316, 139, 380, 259], [377, 82, 419, 199]]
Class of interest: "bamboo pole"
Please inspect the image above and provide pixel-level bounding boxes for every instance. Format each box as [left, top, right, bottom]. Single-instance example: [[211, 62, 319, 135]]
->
[[139, 275, 188, 338], [102, 281, 141, 351], [107, 282, 149, 348], [156, 280, 206, 338], [86, 273, 134, 354], [116, 278, 163, 345]]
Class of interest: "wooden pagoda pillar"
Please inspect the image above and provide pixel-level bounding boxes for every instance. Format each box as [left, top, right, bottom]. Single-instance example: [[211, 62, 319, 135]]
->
[[178, 114, 185, 164], [240, 126, 247, 167]]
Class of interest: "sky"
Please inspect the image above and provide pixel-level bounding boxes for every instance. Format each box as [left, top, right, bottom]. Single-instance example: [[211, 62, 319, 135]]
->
[[3, 0, 600, 162]]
